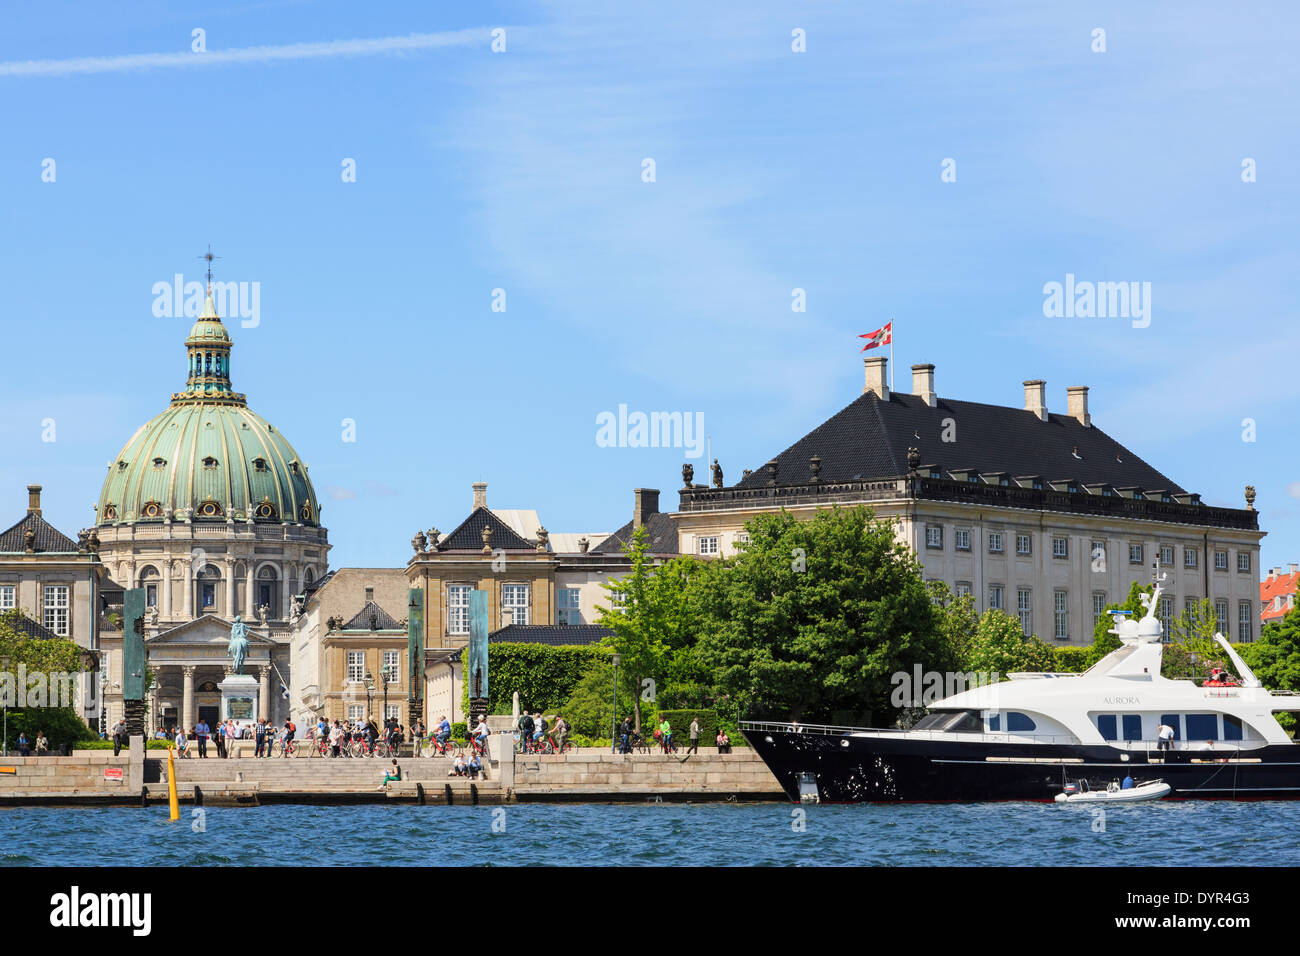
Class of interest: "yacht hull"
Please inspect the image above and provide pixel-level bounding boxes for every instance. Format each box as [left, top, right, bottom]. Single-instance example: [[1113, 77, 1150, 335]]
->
[[743, 729, 1300, 803]]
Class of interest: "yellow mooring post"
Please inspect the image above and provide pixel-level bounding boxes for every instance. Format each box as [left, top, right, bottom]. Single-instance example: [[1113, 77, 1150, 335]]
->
[[167, 745, 179, 822]]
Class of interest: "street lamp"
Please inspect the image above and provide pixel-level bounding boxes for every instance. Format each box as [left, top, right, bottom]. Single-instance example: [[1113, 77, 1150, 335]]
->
[[380, 664, 391, 724], [364, 671, 375, 720], [611, 653, 621, 754]]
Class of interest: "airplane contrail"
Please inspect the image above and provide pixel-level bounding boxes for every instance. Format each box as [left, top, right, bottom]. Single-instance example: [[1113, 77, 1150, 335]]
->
[[0, 29, 490, 78]]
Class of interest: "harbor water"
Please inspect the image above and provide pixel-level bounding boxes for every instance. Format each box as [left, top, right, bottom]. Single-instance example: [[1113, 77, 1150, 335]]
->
[[3, 801, 1299, 866]]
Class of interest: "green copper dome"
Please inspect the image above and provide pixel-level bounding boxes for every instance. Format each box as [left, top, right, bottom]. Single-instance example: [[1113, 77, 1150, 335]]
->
[[96, 288, 320, 527]]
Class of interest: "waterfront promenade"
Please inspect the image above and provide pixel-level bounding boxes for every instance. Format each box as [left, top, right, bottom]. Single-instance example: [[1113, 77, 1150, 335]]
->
[[0, 738, 783, 806]]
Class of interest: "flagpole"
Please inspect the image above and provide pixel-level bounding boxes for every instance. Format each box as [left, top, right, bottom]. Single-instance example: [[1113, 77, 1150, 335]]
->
[[890, 317, 895, 393]]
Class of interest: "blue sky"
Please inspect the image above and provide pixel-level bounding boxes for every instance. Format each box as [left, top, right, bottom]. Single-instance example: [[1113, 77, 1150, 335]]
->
[[1, 0, 1297, 572]]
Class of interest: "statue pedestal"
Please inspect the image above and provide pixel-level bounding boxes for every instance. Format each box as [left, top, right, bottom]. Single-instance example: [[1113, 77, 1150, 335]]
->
[[219, 674, 260, 729]]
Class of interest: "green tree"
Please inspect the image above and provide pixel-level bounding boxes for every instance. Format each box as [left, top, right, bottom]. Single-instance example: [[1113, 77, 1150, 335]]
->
[[1163, 598, 1227, 681], [962, 609, 1056, 675], [1083, 582, 1150, 667], [1237, 603, 1300, 694], [693, 506, 951, 723], [595, 528, 708, 733], [0, 610, 96, 750]]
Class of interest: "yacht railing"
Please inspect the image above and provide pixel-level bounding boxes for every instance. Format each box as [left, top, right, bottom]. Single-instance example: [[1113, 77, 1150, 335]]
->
[[740, 721, 1082, 745]]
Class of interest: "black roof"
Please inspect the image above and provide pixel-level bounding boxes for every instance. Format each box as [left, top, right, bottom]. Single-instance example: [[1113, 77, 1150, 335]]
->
[[0, 512, 80, 554], [340, 601, 403, 631], [592, 512, 680, 555], [736, 391, 1186, 493], [489, 624, 612, 646], [436, 507, 535, 552], [3, 612, 60, 641]]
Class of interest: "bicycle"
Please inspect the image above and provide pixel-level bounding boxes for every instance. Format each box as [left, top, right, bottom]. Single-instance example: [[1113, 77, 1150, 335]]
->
[[271, 735, 297, 758], [467, 735, 488, 758], [538, 734, 573, 755], [632, 733, 653, 754], [426, 736, 461, 758]]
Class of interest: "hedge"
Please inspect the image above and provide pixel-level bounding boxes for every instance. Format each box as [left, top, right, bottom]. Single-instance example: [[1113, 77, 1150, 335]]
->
[[460, 643, 611, 716], [75, 738, 174, 751], [1051, 646, 1091, 673], [1, 707, 98, 751]]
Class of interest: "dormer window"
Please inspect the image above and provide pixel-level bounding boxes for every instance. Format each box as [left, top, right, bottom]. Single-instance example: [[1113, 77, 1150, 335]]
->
[[301, 502, 313, 521], [117, 460, 128, 470], [254, 498, 278, 520], [289, 461, 301, 476], [253, 458, 268, 472], [202, 456, 218, 470], [152, 457, 166, 469], [197, 499, 223, 518], [141, 500, 162, 518], [103, 504, 117, 520]]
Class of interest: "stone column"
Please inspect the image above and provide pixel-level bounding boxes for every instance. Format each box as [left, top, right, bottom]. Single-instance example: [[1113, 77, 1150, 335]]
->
[[162, 560, 173, 621], [224, 560, 235, 619], [281, 564, 292, 621], [245, 561, 256, 619], [182, 665, 196, 732], [183, 560, 194, 618], [259, 665, 271, 722]]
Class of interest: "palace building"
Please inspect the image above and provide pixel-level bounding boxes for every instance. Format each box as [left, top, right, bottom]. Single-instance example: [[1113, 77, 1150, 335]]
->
[[93, 283, 330, 730], [674, 356, 1263, 646]]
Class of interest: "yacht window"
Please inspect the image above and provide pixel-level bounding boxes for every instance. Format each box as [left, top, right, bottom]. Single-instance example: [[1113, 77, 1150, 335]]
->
[[1186, 714, 1218, 741], [987, 713, 1001, 732], [1097, 714, 1118, 741], [1160, 714, 1182, 740], [1007, 712, 1035, 732], [1223, 714, 1243, 741], [911, 713, 949, 731], [1121, 714, 1142, 741]]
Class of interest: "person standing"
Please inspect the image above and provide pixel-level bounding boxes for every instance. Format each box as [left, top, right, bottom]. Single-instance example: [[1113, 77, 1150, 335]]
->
[[1157, 722, 1175, 753], [214, 720, 227, 759], [35, 730, 49, 756], [254, 717, 267, 758], [195, 718, 209, 758], [687, 717, 700, 755], [619, 716, 632, 754], [17, 731, 30, 756], [413, 719, 426, 757], [660, 717, 673, 753], [111, 719, 129, 757], [516, 710, 533, 754]]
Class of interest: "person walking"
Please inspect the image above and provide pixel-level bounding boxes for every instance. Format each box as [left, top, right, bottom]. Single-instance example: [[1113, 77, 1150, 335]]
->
[[111, 719, 129, 757], [195, 718, 209, 758], [660, 717, 673, 753], [687, 717, 700, 755]]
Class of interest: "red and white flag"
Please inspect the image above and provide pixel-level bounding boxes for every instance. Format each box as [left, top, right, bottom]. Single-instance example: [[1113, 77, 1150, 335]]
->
[[859, 321, 892, 351]]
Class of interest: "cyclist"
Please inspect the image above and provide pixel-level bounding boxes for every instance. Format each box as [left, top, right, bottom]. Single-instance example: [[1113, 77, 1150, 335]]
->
[[472, 716, 490, 754], [282, 720, 296, 756], [434, 714, 452, 752], [533, 712, 548, 751], [365, 716, 380, 755], [660, 717, 673, 753], [385, 719, 400, 756]]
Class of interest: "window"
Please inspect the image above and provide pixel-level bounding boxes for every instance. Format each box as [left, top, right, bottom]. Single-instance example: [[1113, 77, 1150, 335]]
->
[[0, 585, 13, 610], [1007, 713, 1036, 733], [382, 651, 400, 683], [1223, 714, 1243, 742], [926, 525, 943, 549], [43, 585, 69, 636], [698, 536, 719, 555], [1015, 533, 1032, 556], [1158, 596, 1173, 630], [447, 585, 471, 635], [988, 531, 1004, 554], [201, 582, 215, 609], [1090, 541, 1105, 568], [346, 652, 364, 682], [1184, 597, 1198, 618], [1092, 592, 1107, 627], [1159, 544, 1174, 565], [385, 704, 401, 722], [735, 532, 750, 544], [1017, 588, 1032, 637], [1097, 714, 1117, 741], [1215, 600, 1228, 634], [1184, 547, 1198, 569], [348, 705, 363, 721], [503, 584, 531, 625], [1128, 543, 1144, 565], [988, 584, 1004, 611], [955, 529, 970, 551], [1054, 590, 1069, 640], [1052, 537, 1068, 559], [1214, 550, 1228, 571], [1239, 602, 1253, 641], [557, 588, 582, 625], [955, 582, 972, 598], [257, 566, 277, 614], [1186, 713, 1218, 741], [1237, 552, 1251, 573], [1121, 714, 1142, 741]]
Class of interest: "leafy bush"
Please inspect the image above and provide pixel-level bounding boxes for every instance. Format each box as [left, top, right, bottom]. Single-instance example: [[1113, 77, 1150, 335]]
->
[[652, 709, 718, 746], [3, 707, 97, 751], [74, 738, 173, 751], [460, 644, 611, 716], [1051, 646, 1090, 673]]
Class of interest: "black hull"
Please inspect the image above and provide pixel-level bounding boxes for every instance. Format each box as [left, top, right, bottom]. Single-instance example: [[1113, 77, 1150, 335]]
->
[[742, 729, 1300, 803]]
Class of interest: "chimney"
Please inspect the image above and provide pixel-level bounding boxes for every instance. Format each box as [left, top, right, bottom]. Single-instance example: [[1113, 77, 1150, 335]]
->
[[578, 537, 590, 554], [1067, 386, 1091, 427], [863, 356, 889, 400], [26, 484, 42, 516], [1289, 562, 1298, 576], [472, 481, 487, 510], [633, 488, 660, 529], [911, 364, 936, 407], [1023, 380, 1048, 422]]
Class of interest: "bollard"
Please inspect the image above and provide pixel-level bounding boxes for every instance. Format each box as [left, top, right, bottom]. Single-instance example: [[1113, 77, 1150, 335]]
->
[[167, 746, 180, 822]]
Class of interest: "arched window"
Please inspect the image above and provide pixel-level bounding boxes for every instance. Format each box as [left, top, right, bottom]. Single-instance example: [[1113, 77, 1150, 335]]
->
[[139, 565, 160, 608], [254, 498, 278, 520], [196, 498, 223, 518], [141, 499, 163, 519], [257, 566, 279, 618], [303, 567, 315, 585], [198, 564, 221, 612]]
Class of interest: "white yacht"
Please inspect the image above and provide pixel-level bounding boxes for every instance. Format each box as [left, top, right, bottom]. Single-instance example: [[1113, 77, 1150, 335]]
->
[[743, 574, 1300, 803]]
